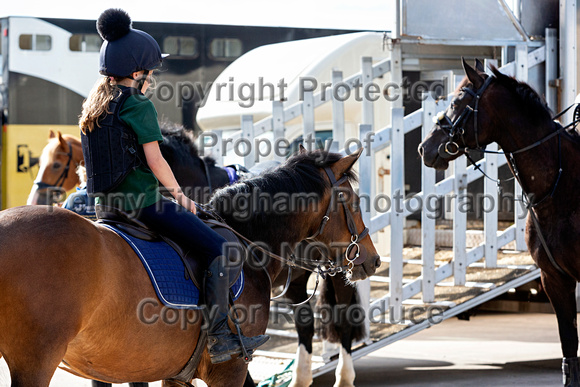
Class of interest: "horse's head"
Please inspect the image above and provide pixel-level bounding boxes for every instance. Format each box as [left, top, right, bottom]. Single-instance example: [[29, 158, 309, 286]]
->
[[299, 147, 381, 281], [27, 130, 82, 205], [418, 59, 498, 170], [210, 148, 381, 282]]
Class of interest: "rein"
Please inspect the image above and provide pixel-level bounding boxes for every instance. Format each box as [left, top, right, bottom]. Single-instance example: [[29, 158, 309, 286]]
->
[[435, 74, 578, 277]]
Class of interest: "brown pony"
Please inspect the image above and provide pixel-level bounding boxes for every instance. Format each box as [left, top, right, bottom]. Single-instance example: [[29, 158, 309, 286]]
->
[[0, 149, 381, 386], [26, 130, 84, 205], [419, 59, 580, 387]]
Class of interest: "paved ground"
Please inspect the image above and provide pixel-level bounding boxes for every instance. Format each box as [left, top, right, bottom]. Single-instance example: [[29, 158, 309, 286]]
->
[[313, 311, 563, 387], [0, 311, 565, 386]]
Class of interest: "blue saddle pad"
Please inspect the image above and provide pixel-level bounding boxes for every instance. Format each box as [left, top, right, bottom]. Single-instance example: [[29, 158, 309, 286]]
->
[[102, 224, 244, 309]]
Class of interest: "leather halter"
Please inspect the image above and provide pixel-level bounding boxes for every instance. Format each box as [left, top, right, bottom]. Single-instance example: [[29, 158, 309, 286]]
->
[[32, 141, 75, 191]]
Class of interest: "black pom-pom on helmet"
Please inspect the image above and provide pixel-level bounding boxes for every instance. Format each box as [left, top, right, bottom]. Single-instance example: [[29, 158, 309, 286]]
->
[[97, 8, 168, 77]]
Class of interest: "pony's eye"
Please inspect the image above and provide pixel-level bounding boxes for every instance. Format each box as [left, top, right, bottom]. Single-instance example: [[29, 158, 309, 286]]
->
[[52, 162, 62, 170]]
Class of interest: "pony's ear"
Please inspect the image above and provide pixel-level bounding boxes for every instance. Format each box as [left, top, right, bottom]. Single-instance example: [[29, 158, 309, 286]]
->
[[332, 148, 363, 175], [57, 131, 68, 150], [49, 129, 56, 139], [462, 57, 484, 89], [475, 59, 485, 73], [299, 144, 307, 154]]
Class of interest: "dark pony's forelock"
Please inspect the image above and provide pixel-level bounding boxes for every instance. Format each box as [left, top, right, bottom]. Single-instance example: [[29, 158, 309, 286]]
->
[[159, 120, 219, 166]]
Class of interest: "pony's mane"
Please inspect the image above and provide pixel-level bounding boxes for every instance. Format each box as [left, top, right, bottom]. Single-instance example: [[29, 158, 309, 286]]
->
[[490, 67, 553, 123], [159, 120, 217, 166], [209, 150, 357, 242]]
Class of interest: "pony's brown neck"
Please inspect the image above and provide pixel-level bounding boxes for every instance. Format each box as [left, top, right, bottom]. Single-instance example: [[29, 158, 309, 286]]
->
[[224, 212, 314, 282]]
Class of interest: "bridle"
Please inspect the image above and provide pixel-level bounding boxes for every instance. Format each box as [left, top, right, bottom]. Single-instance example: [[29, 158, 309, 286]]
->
[[302, 167, 369, 270], [436, 75, 494, 160], [32, 141, 75, 194], [201, 165, 371, 305], [434, 73, 571, 207], [270, 166, 369, 305], [433, 72, 579, 277]]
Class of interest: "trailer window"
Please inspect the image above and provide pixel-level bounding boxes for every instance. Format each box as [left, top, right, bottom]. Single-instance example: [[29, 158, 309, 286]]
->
[[19, 34, 33, 50], [209, 38, 242, 60], [19, 34, 52, 51], [163, 36, 198, 57], [69, 34, 102, 52], [36, 35, 51, 51]]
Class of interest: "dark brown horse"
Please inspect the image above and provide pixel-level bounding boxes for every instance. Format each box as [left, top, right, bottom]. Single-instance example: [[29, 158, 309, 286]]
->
[[418, 59, 580, 386], [0, 149, 381, 386]]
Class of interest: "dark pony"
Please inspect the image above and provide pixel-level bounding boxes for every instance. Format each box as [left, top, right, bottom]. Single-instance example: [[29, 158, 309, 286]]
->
[[275, 267, 366, 387], [159, 121, 230, 203], [419, 58, 580, 387]]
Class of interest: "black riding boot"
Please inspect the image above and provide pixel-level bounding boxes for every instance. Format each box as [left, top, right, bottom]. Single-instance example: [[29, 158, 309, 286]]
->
[[204, 257, 269, 364], [563, 357, 580, 386]]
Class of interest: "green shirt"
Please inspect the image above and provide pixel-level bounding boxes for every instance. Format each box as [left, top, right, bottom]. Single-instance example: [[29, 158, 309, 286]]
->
[[96, 86, 163, 211]]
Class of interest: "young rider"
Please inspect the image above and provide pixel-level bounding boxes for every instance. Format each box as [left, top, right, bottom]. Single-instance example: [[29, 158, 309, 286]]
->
[[79, 8, 268, 364]]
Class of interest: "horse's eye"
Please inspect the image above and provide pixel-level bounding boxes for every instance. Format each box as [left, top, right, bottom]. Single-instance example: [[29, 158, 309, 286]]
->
[[52, 162, 62, 170]]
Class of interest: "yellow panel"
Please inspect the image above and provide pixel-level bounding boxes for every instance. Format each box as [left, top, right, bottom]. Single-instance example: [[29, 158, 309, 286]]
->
[[2, 124, 80, 209]]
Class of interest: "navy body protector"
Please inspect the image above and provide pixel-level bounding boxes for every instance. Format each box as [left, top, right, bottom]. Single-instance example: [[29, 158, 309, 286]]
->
[[81, 87, 146, 195]]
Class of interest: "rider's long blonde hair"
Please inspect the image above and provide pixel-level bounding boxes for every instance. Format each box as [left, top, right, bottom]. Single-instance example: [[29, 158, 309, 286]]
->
[[79, 76, 121, 134]]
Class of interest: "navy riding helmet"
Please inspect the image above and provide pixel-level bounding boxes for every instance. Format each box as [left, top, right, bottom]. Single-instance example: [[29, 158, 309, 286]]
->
[[97, 8, 168, 77]]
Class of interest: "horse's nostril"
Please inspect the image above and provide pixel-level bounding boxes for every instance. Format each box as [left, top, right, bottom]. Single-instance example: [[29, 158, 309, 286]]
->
[[418, 145, 424, 157], [375, 256, 382, 268]]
